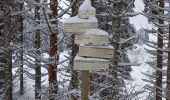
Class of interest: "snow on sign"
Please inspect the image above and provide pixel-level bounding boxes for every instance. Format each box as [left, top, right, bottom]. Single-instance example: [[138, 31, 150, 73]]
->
[[64, 16, 98, 33], [82, 29, 109, 46], [78, 0, 96, 19], [74, 55, 109, 71], [79, 45, 114, 59]]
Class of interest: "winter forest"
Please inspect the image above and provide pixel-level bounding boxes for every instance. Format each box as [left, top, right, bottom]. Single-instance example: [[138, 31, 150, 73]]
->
[[0, 0, 170, 100]]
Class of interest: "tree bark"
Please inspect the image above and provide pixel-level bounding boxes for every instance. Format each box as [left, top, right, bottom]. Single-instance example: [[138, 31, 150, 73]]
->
[[166, 2, 170, 99], [0, 1, 5, 98], [69, 0, 79, 100], [35, 0, 41, 99], [156, 0, 164, 100], [91, 0, 95, 6], [167, 23, 170, 100], [48, 0, 58, 99], [19, 2, 24, 95], [3, 0, 13, 99]]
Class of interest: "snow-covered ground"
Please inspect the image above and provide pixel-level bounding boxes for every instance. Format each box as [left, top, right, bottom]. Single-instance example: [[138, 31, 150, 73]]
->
[[13, 51, 70, 100]]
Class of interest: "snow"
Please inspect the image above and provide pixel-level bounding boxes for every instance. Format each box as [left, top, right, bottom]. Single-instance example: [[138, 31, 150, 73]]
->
[[75, 54, 109, 62], [79, 0, 95, 11], [13, 51, 70, 100], [130, 0, 153, 31], [127, 44, 153, 99], [80, 44, 114, 49], [84, 29, 108, 36], [64, 15, 98, 23]]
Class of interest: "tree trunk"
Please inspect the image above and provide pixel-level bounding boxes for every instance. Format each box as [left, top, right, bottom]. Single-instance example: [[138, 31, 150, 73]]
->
[[19, 2, 24, 95], [35, 0, 41, 99], [0, 1, 5, 99], [91, 0, 95, 6], [49, 0, 58, 98], [166, 2, 170, 100], [156, 0, 164, 100], [167, 23, 170, 100], [70, 0, 79, 100], [3, 0, 13, 99]]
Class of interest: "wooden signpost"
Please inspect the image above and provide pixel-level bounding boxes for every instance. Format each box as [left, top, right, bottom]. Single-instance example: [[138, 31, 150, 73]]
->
[[82, 29, 109, 46], [64, 0, 114, 99], [74, 55, 110, 70], [79, 45, 114, 59]]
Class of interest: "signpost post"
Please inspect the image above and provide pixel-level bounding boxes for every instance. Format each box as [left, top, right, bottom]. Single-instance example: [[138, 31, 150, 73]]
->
[[64, 0, 114, 99], [81, 70, 90, 100]]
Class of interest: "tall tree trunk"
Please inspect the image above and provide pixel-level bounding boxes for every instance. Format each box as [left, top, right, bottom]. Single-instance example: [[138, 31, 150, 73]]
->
[[167, 23, 170, 100], [0, 1, 5, 98], [156, 0, 164, 99], [70, 0, 78, 100], [3, 0, 13, 99], [166, 2, 170, 100], [19, 2, 24, 95], [35, 0, 41, 99], [49, 0, 58, 98]]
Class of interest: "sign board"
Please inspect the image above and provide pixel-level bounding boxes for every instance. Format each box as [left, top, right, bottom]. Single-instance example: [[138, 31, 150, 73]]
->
[[82, 35, 109, 46], [78, 10, 96, 19], [64, 16, 98, 33], [75, 33, 84, 44], [74, 55, 109, 71], [79, 45, 114, 59], [82, 29, 109, 46]]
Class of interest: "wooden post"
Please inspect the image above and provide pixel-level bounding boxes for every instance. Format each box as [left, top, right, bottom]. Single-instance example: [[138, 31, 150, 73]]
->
[[81, 70, 89, 100]]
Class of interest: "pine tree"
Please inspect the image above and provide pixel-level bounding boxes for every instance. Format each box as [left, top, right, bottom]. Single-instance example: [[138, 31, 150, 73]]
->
[[143, 0, 168, 99], [166, 2, 170, 100], [18, 1, 24, 95], [48, 0, 58, 98], [167, 21, 170, 100], [156, 1, 164, 99], [0, 0, 5, 99], [3, 0, 13, 99], [34, 0, 41, 99], [93, 0, 137, 99], [69, 0, 79, 100]]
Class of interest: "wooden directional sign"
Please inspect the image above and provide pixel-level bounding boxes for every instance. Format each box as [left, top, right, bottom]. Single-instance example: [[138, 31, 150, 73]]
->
[[74, 33, 84, 44], [82, 29, 109, 46], [64, 16, 98, 33], [74, 55, 109, 71], [79, 45, 114, 59]]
